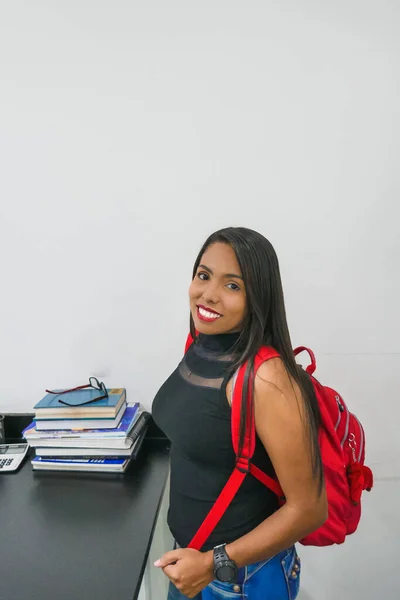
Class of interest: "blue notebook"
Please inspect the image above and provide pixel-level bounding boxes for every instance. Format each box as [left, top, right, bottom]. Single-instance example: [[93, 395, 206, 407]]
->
[[31, 455, 129, 472], [32, 456, 126, 465], [34, 388, 124, 410]]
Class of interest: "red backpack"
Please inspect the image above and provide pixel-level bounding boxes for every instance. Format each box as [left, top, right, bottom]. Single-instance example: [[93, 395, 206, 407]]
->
[[184, 335, 373, 551]]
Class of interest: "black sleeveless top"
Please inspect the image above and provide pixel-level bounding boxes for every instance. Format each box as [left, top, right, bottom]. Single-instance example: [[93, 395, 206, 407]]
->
[[152, 332, 279, 551]]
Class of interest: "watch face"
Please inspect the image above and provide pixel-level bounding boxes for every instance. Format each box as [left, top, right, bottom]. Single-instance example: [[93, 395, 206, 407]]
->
[[217, 564, 236, 582]]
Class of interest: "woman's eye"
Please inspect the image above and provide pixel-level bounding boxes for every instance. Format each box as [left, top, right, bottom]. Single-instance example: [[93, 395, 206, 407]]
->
[[227, 282, 240, 291], [197, 272, 209, 281]]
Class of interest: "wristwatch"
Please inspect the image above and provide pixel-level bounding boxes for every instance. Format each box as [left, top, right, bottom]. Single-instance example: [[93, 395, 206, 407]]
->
[[213, 544, 238, 582]]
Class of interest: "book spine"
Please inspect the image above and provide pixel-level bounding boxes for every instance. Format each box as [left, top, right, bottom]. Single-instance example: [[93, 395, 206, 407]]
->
[[130, 428, 147, 460], [126, 412, 151, 444]]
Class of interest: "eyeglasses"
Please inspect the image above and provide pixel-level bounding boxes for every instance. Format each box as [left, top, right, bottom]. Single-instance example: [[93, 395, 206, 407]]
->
[[45, 377, 109, 406]]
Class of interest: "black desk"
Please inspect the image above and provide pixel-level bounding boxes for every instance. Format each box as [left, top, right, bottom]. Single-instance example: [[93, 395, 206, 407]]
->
[[0, 415, 170, 600]]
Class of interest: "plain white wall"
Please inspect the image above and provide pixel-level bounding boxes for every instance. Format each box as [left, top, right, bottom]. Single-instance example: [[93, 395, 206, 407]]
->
[[0, 1, 399, 597]]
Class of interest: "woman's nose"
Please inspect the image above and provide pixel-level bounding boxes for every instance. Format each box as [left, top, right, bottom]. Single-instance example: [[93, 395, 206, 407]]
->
[[202, 284, 220, 306]]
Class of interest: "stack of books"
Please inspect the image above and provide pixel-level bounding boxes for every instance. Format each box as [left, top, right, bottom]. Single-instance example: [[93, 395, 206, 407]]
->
[[23, 386, 151, 473]]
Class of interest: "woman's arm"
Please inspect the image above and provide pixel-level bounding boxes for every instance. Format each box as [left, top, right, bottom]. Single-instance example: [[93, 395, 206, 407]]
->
[[225, 357, 328, 567]]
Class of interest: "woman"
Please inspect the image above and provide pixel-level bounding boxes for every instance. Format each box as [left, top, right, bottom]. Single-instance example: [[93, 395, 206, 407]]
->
[[152, 227, 328, 599]]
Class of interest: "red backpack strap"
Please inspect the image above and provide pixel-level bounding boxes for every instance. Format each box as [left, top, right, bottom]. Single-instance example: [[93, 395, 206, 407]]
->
[[185, 333, 194, 353], [188, 346, 283, 551], [188, 361, 249, 550], [244, 348, 284, 498], [230, 347, 281, 459]]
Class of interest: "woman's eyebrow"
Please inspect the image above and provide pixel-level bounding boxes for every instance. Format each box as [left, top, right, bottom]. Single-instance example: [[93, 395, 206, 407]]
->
[[198, 264, 243, 280]]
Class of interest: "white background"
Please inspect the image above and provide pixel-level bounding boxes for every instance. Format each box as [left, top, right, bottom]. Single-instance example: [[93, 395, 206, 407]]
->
[[0, 1, 399, 598]]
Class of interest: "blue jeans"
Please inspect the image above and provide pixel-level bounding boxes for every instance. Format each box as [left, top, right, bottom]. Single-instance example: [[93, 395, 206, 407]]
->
[[167, 545, 300, 600]]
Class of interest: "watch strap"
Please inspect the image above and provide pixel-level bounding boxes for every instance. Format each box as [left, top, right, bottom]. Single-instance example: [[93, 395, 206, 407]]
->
[[213, 543, 229, 563]]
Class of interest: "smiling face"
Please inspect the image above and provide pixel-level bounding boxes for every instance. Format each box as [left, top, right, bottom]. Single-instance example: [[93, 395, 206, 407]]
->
[[189, 242, 247, 335]]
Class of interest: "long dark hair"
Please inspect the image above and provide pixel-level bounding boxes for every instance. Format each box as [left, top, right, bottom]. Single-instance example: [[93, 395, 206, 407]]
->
[[190, 227, 324, 492]]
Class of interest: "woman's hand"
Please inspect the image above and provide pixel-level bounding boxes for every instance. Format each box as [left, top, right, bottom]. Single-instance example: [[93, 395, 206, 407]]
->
[[154, 548, 214, 598]]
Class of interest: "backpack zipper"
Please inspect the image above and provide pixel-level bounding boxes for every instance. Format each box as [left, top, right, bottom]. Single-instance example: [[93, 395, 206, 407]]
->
[[335, 395, 364, 462], [352, 413, 365, 463], [334, 395, 344, 430], [341, 404, 350, 447]]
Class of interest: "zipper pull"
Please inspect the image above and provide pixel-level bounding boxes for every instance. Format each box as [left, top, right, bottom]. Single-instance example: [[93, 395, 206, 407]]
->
[[335, 395, 345, 412]]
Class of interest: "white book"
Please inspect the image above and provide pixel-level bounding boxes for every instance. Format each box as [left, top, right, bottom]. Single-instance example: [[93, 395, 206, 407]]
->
[[31, 456, 129, 473], [26, 436, 135, 449], [36, 441, 138, 457]]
